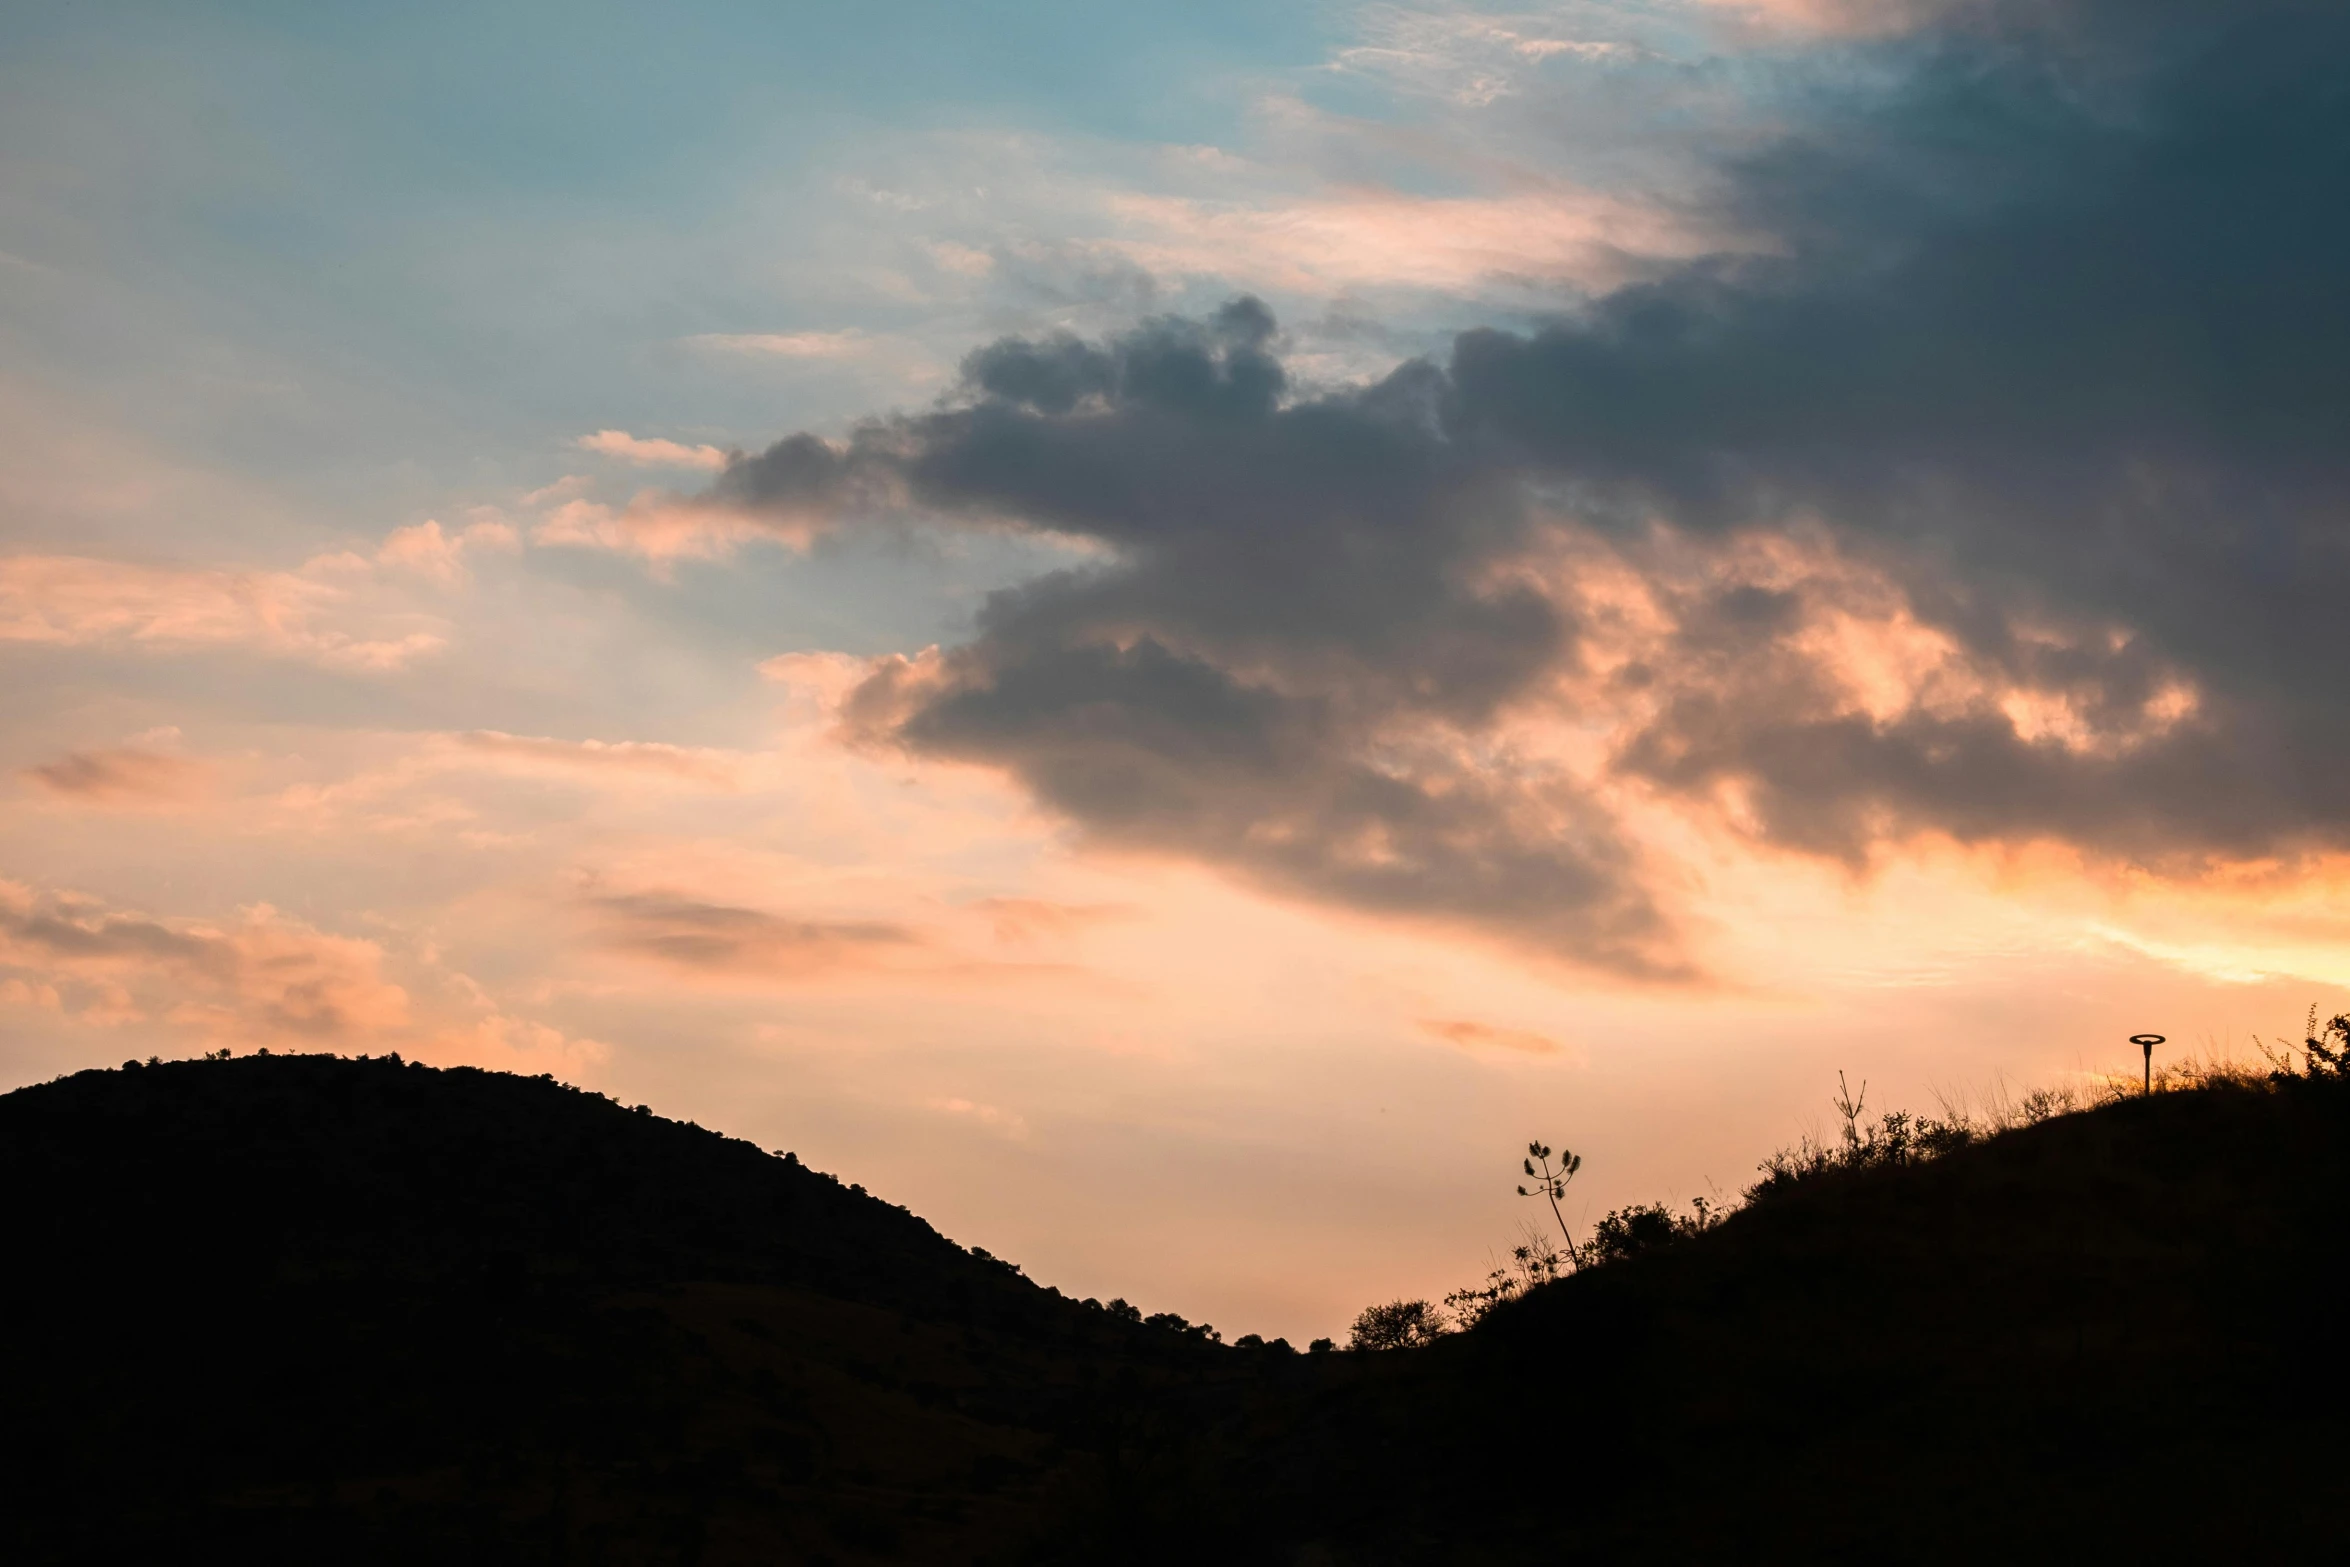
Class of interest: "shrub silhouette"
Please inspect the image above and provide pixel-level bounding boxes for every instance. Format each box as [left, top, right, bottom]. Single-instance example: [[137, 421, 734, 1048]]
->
[[1584, 1195, 1728, 1268], [1443, 1226, 1573, 1327], [1347, 1299, 1448, 1351], [2257, 1005, 2350, 1080]]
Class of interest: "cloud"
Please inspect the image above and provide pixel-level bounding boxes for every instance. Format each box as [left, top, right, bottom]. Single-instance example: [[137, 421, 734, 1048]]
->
[[1695, 0, 1951, 38], [0, 554, 446, 669], [374, 518, 519, 584], [448, 730, 744, 788], [664, 0, 2350, 977], [687, 330, 875, 360], [1331, 6, 1649, 108], [925, 1094, 1029, 1139], [1417, 1017, 1568, 1056], [1095, 184, 1733, 299], [23, 744, 207, 804], [970, 897, 1132, 944], [740, 297, 1683, 976], [575, 430, 730, 471], [591, 892, 919, 977], [0, 879, 410, 1041], [530, 480, 856, 562], [0, 878, 601, 1068]]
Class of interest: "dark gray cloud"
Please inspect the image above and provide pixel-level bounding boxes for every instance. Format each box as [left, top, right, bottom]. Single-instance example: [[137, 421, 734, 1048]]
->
[[712, 0, 2350, 970]]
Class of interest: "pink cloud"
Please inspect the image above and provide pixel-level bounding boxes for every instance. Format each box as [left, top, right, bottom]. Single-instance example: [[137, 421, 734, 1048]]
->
[[687, 330, 874, 360], [1100, 183, 1741, 297], [0, 554, 445, 669], [449, 730, 745, 788], [575, 430, 730, 471], [531, 492, 817, 563], [374, 518, 519, 584], [1696, 0, 1950, 38]]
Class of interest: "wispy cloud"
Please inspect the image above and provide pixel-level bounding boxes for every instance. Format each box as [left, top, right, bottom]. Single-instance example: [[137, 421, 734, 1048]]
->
[[1695, 0, 1949, 39], [591, 891, 919, 977], [1099, 183, 1733, 297], [687, 329, 876, 360], [0, 877, 602, 1068], [23, 744, 208, 804], [0, 553, 449, 670], [450, 730, 745, 788], [1418, 1016, 1570, 1057], [575, 430, 730, 471], [970, 897, 1133, 944], [926, 1094, 1030, 1139]]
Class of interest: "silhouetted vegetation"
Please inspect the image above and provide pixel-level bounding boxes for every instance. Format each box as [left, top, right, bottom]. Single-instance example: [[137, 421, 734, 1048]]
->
[[1441, 1225, 1572, 1328], [1345, 1299, 1447, 1351]]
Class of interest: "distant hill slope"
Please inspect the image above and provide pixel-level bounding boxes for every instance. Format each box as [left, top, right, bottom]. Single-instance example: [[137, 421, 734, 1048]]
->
[[5, 1055, 2348, 1563]]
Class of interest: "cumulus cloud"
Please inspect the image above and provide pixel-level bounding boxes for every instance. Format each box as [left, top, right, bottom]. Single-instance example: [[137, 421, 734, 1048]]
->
[[676, 0, 2350, 975]]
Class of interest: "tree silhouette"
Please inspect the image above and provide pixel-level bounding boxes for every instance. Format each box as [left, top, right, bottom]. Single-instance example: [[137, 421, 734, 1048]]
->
[[1348, 1299, 1448, 1351]]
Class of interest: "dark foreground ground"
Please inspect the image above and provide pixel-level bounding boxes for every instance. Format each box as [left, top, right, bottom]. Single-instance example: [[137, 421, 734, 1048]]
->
[[4, 1055, 2347, 1563]]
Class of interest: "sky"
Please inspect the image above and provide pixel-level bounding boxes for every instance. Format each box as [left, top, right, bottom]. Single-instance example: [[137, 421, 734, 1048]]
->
[[4, 0, 2347, 1343]]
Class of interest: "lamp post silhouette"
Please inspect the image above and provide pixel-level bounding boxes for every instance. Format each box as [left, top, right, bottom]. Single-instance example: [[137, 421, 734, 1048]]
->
[[2131, 1033, 2165, 1095]]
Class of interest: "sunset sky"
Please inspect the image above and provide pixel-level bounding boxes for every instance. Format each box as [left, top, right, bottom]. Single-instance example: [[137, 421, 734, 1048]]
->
[[4, 0, 2346, 1342]]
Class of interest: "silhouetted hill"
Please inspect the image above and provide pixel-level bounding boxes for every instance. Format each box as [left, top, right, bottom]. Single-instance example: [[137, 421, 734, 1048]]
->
[[0, 1054, 1235, 1564], [1177, 1074, 2350, 1562], [5, 1054, 2348, 1563]]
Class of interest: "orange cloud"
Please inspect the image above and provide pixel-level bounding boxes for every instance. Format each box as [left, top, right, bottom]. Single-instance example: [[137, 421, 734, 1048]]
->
[[0, 878, 601, 1071], [0, 879, 409, 1042], [1418, 1017, 1569, 1056]]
